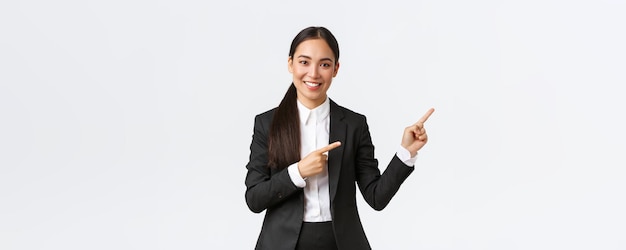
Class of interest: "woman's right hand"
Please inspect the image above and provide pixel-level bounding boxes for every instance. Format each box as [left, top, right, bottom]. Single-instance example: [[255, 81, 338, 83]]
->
[[297, 141, 341, 178]]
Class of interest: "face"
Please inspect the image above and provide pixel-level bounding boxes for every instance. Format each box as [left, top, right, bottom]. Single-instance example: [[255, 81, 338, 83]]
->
[[288, 38, 340, 109]]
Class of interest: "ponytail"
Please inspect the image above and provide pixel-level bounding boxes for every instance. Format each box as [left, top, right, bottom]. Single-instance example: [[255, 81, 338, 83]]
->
[[267, 83, 301, 169]]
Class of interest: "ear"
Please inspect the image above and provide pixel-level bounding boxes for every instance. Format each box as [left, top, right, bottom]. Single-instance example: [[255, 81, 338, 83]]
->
[[333, 61, 340, 77], [288, 57, 294, 73]]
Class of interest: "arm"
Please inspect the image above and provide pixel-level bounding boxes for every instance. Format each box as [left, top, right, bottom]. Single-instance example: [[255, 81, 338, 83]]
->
[[356, 108, 435, 210], [355, 117, 414, 211], [244, 114, 301, 213]]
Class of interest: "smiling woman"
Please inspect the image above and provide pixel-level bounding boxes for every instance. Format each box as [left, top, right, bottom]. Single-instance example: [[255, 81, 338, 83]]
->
[[244, 26, 434, 250]]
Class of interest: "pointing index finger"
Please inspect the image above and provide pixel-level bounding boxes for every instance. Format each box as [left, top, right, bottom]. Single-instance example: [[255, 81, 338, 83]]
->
[[317, 141, 342, 154], [417, 108, 435, 124]]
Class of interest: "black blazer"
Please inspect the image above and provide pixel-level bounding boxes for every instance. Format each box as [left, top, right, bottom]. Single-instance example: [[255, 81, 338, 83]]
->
[[245, 99, 414, 250]]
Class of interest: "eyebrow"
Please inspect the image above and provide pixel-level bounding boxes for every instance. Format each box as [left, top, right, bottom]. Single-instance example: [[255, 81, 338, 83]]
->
[[297, 55, 334, 63]]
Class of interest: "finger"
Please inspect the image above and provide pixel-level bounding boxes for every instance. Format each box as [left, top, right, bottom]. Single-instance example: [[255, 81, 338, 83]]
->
[[413, 125, 422, 135], [416, 108, 435, 124], [317, 141, 342, 153], [418, 130, 427, 138], [419, 130, 428, 140]]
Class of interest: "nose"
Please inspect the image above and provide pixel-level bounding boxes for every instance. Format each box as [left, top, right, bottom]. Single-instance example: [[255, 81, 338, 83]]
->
[[307, 65, 320, 78]]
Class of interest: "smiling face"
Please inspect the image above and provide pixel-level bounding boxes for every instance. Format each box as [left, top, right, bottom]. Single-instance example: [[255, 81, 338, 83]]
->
[[288, 38, 340, 109]]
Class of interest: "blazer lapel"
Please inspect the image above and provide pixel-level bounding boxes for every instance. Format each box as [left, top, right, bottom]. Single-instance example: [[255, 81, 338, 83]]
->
[[328, 100, 346, 203]]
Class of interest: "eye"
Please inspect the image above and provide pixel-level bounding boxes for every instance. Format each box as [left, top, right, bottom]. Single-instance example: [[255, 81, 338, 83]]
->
[[321, 63, 331, 68], [299, 60, 308, 65]]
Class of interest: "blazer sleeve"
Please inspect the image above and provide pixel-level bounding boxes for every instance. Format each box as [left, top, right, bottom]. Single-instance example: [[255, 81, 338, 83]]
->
[[355, 116, 414, 211], [244, 113, 301, 213]]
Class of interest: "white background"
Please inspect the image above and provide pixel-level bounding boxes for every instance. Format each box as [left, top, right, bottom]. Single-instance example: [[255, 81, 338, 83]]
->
[[1, 0, 625, 249]]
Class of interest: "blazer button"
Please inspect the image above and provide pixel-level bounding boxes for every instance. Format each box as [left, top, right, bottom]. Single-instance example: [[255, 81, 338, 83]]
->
[[278, 193, 283, 199]]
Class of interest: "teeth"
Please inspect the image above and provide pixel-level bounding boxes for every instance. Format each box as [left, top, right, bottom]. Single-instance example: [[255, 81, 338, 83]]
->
[[305, 81, 321, 87]]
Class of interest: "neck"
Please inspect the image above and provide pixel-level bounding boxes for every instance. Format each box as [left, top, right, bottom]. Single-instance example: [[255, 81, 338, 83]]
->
[[297, 96, 326, 110]]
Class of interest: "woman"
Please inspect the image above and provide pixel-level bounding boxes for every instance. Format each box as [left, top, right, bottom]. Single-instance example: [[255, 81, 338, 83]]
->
[[244, 26, 434, 250]]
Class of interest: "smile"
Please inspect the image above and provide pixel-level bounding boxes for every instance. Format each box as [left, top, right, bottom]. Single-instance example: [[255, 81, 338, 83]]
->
[[304, 81, 321, 87]]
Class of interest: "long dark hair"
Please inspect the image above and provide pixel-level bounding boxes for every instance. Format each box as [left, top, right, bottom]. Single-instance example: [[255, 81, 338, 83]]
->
[[267, 26, 340, 169]]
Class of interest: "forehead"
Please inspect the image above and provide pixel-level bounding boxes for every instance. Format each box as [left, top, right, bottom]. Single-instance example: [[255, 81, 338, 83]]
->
[[294, 39, 335, 59]]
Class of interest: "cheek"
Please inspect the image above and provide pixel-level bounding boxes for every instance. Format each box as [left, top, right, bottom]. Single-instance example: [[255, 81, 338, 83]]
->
[[323, 70, 335, 79], [292, 66, 306, 77]]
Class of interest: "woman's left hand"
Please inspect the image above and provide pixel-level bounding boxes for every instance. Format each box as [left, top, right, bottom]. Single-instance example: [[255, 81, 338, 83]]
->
[[401, 108, 435, 157]]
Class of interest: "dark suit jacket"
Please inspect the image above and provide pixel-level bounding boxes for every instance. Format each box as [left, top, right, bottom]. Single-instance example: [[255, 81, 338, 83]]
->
[[245, 99, 414, 250]]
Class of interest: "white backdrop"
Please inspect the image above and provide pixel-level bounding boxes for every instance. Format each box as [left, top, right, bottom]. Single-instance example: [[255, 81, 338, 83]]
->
[[1, 0, 625, 249]]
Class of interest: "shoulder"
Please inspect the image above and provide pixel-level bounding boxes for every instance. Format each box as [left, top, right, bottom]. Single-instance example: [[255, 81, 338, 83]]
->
[[255, 107, 277, 120], [330, 99, 368, 123], [251, 107, 277, 132]]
